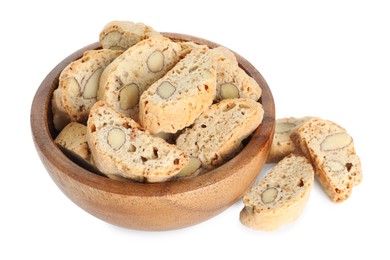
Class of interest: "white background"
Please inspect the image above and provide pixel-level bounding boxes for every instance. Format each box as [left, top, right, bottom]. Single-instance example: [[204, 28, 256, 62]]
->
[[1, 0, 388, 259]]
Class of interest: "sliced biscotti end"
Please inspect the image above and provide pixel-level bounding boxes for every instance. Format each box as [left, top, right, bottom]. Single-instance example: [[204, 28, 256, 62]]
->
[[291, 118, 362, 203], [55, 122, 135, 182], [211, 46, 238, 66], [266, 117, 313, 163], [179, 42, 237, 65], [51, 49, 122, 131], [176, 98, 263, 171], [213, 51, 261, 102], [139, 46, 217, 134], [52, 89, 71, 131], [55, 122, 92, 164], [99, 21, 161, 50], [178, 41, 207, 58], [100, 36, 182, 121], [87, 101, 189, 182], [240, 154, 314, 231]]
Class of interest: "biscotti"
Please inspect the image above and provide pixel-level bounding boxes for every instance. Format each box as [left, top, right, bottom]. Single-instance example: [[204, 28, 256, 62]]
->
[[179, 42, 260, 102], [240, 154, 314, 231], [99, 36, 182, 122], [290, 118, 362, 203], [52, 49, 122, 130], [267, 117, 312, 163], [176, 98, 264, 173], [139, 46, 217, 134], [211, 46, 238, 65], [86, 101, 189, 182], [214, 50, 261, 101], [55, 122, 134, 182], [55, 122, 92, 164], [99, 21, 161, 50], [180, 42, 237, 65]]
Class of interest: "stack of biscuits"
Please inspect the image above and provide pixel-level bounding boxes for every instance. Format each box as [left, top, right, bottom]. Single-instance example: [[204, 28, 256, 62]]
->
[[52, 21, 263, 183], [52, 21, 362, 231]]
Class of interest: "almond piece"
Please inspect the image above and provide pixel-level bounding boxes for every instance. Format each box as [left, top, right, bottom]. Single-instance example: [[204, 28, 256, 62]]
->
[[83, 68, 104, 99], [156, 81, 176, 99], [153, 131, 172, 141], [320, 132, 352, 152], [220, 83, 239, 99], [119, 83, 139, 110], [147, 50, 165, 72], [107, 128, 126, 150], [325, 160, 345, 172], [177, 157, 202, 178], [102, 31, 125, 50], [66, 77, 80, 97], [261, 187, 278, 204]]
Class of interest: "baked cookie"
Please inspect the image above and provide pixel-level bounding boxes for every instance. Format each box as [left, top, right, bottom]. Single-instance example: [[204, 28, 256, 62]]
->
[[99, 36, 182, 122], [55, 122, 92, 164], [139, 46, 217, 134], [177, 42, 259, 102], [86, 101, 189, 183], [290, 118, 362, 203], [240, 154, 314, 231], [267, 117, 312, 163], [176, 98, 263, 174], [55, 122, 133, 182], [52, 49, 122, 131], [99, 21, 161, 50], [213, 50, 261, 101], [178, 41, 205, 57], [179, 42, 237, 65], [211, 46, 237, 65]]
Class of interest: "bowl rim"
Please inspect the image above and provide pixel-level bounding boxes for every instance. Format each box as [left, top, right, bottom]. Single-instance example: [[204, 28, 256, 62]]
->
[[31, 32, 275, 197]]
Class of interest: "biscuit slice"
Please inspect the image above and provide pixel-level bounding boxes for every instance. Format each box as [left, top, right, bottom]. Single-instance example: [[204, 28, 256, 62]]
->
[[86, 101, 189, 183], [291, 118, 362, 203], [55, 122, 92, 164], [55, 122, 131, 181], [211, 46, 238, 65], [240, 154, 314, 231], [176, 98, 263, 174], [139, 46, 217, 134], [179, 42, 237, 65], [99, 21, 161, 50], [213, 49, 261, 102], [267, 117, 312, 163], [52, 49, 122, 131], [178, 42, 259, 102], [99, 36, 182, 122]]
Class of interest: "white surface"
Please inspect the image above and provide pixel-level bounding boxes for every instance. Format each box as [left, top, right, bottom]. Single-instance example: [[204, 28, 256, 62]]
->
[[0, 0, 388, 259]]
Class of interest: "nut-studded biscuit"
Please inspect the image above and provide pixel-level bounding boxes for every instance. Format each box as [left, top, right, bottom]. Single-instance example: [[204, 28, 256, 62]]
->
[[240, 154, 314, 231], [267, 117, 312, 163], [55, 122, 134, 182], [178, 42, 260, 102], [139, 46, 217, 134], [179, 42, 237, 65], [99, 21, 161, 50], [99, 36, 182, 122], [213, 48, 261, 101], [290, 118, 362, 203], [176, 98, 264, 174], [86, 101, 189, 183], [52, 49, 122, 131]]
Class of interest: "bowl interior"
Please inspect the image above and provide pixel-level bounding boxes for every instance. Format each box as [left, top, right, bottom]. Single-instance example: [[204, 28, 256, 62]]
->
[[31, 33, 274, 204]]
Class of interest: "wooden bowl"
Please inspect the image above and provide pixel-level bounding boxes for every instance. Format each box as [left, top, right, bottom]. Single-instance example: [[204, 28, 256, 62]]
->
[[31, 33, 275, 231]]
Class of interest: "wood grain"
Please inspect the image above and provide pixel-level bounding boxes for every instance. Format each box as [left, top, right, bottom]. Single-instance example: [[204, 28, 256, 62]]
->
[[30, 33, 275, 231]]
